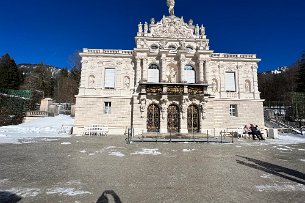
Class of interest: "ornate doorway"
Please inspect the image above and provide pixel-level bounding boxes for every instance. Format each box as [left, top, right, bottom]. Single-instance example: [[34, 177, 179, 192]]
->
[[147, 104, 160, 132], [187, 105, 200, 133], [167, 104, 180, 133]]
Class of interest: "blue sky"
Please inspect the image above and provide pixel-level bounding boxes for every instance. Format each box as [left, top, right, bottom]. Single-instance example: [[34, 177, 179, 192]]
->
[[0, 0, 304, 72]]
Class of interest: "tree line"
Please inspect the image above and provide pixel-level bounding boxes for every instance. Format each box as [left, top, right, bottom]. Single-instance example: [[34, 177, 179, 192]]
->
[[258, 52, 305, 126], [0, 53, 81, 105]]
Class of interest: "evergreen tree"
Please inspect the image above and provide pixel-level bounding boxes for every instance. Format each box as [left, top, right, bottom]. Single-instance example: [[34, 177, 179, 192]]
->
[[0, 53, 22, 89], [296, 52, 305, 92]]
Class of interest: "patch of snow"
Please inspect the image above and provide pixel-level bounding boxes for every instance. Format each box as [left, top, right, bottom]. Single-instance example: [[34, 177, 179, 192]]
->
[[300, 159, 305, 162], [182, 149, 195, 152], [88, 153, 95, 156], [66, 180, 82, 185], [256, 183, 305, 192], [131, 148, 161, 155], [80, 150, 87, 153], [236, 145, 242, 148], [105, 146, 116, 149], [277, 148, 291, 151], [109, 151, 125, 157], [61, 142, 71, 145], [260, 174, 272, 179], [0, 115, 74, 144], [0, 134, 6, 137], [46, 187, 91, 196], [9, 187, 41, 197], [298, 149, 305, 151]]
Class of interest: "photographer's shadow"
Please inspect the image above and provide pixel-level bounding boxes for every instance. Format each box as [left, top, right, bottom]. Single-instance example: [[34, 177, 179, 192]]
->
[[96, 190, 122, 203]]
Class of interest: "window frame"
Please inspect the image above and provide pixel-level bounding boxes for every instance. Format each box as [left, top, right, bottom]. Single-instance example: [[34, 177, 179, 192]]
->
[[225, 72, 236, 92], [104, 102, 112, 114], [104, 68, 115, 89], [229, 104, 238, 117]]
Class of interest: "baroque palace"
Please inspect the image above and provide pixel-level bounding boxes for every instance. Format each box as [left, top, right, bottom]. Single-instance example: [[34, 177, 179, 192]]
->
[[74, 0, 264, 135]]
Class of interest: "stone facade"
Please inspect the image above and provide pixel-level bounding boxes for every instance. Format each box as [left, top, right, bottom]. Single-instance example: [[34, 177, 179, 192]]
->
[[74, 5, 264, 135]]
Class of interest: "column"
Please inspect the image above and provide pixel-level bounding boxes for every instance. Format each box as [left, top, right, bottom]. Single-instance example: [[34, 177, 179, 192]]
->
[[135, 57, 141, 86], [180, 55, 186, 83], [198, 59, 204, 83], [142, 58, 148, 82], [161, 57, 167, 82]]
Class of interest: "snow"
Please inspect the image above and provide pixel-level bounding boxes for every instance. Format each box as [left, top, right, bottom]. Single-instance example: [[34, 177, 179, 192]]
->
[[131, 148, 161, 155], [109, 151, 125, 157], [182, 149, 195, 152], [256, 183, 305, 192], [46, 187, 91, 196], [61, 142, 71, 145], [0, 115, 74, 144]]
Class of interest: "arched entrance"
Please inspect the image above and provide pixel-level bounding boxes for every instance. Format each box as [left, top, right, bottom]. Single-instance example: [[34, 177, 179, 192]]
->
[[167, 104, 180, 133], [187, 105, 200, 133], [147, 104, 160, 132]]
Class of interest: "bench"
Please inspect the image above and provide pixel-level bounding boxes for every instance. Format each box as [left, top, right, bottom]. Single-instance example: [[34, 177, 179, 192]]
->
[[82, 124, 109, 136]]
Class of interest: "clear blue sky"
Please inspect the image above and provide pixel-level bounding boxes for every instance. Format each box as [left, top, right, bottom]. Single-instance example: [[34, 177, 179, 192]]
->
[[0, 0, 304, 72]]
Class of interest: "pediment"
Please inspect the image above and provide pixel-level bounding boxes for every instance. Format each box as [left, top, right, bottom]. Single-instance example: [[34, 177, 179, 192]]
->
[[149, 16, 195, 39]]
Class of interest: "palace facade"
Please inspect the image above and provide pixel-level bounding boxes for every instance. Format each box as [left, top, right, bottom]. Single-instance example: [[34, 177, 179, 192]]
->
[[74, 6, 264, 135]]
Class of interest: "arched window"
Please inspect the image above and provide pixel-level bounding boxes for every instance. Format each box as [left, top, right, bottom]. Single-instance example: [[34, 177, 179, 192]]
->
[[147, 64, 160, 83], [184, 65, 195, 83]]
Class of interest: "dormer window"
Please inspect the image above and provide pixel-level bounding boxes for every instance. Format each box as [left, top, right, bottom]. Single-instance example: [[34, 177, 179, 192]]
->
[[186, 46, 193, 52], [151, 44, 159, 50], [168, 45, 176, 50]]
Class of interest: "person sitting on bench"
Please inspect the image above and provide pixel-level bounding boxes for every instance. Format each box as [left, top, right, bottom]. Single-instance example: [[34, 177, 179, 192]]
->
[[250, 124, 265, 140]]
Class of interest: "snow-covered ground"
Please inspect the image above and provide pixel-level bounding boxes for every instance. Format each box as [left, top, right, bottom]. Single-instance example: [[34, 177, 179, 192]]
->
[[0, 115, 74, 144], [0, 115, 305, 146]]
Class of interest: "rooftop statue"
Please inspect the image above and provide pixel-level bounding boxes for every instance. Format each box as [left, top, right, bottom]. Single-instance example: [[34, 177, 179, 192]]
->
[[167, 0, 175, 16]]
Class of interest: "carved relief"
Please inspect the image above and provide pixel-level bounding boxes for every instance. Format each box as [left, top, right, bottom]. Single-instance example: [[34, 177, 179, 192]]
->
[[167, 86, 183, 94], [245, 80, 251, 93], [146, 85, 163, 94], [188, 86, 203, 95], [88, 75, 95, 88], [166, 63, 178, 83], [124, 76, 130, 89], [212, 78, 218, 92], [150, 16, 195, 39]]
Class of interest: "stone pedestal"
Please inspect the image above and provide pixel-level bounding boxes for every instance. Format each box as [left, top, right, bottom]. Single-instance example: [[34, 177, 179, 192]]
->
[[40, 98, 53, 112]]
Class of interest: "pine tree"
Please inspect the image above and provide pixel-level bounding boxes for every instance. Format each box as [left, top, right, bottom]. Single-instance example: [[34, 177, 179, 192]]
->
[[0, 53, 22, 89], [296, 52, 305, 92]]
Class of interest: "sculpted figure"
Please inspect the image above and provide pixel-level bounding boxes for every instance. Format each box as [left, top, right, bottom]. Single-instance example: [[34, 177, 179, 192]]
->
[[167, 0, 175, 16], [138, 22, 143, 33]]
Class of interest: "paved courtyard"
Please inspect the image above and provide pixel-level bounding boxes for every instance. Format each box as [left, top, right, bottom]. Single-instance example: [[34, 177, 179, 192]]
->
[[0, 136, 305, 203]]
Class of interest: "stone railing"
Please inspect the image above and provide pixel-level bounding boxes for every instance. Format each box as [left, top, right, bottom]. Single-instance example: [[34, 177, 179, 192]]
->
[[225, 92, 238, 99], [211, 53, 256, 59], [26, 111, 48, 117], [83, 48, 133, 55]]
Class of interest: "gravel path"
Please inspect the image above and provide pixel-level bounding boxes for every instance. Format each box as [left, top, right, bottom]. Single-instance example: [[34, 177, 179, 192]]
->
[[0, 136, 305, 203]]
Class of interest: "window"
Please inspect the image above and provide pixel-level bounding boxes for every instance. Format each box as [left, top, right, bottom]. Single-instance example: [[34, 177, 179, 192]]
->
[[151, 44, 159, 50], [104, 68, 115, 89], [225, 72, 236, 92], [147, 64, 160, 83], [229, 104, 237, 117], [168, 45, 176, 50], [104, 102, 111, 114], [184, 65, 195, 83], [186, 46, 193, 52]]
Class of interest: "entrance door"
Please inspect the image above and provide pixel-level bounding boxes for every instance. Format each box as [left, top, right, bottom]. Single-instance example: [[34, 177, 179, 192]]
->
[[147, 104, 160, 132], [187, 105, 200, 133], [167, 104, 180, 133]]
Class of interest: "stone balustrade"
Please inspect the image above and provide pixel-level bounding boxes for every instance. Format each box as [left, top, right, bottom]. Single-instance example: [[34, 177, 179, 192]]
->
[[211, 53, 256, 59], [26, 111, 48, 117], [83, 48, 133, 55]]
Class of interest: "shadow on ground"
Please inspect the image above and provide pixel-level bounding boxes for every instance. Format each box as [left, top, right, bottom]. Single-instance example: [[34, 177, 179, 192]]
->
[[0, 191, 22, 203], [236, 155, 305, 185], [96, 190, 122, 203]]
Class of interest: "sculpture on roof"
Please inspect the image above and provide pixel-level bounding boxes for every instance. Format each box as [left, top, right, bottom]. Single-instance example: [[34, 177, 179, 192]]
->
[[167, 0, 175, 16]]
